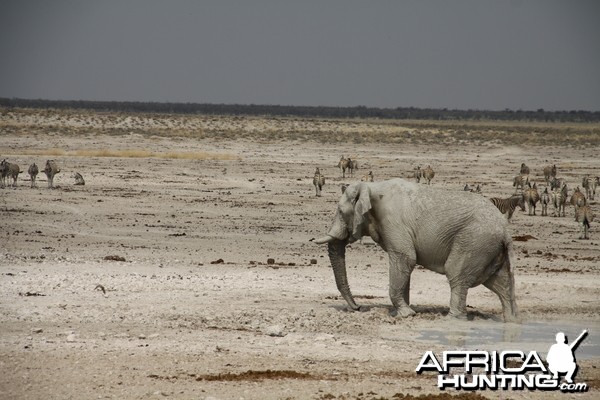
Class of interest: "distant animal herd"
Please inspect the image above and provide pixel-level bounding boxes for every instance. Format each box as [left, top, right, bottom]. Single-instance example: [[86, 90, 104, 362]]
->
[[1, 155, 595, 240], [0, 159, 84, 189], [314, 157, 597, 240]]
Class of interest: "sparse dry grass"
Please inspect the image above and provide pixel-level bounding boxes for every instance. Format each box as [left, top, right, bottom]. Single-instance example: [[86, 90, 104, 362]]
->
[[5, 148, 239, 160], [2, 106, 600, 146]]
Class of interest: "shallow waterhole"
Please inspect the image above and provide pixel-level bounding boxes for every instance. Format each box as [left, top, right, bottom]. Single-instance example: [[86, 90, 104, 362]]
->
[[415, 320, 599, 359]]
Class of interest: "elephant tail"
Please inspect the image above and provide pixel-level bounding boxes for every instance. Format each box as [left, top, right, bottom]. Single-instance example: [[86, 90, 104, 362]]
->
[[503, 229, 516, 274], [487, 230, 515, 278], [501, 230, 519, 321]]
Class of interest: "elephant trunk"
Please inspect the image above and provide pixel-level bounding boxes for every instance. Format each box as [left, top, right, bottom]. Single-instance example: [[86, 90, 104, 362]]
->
[[327, 239, 360, 311]]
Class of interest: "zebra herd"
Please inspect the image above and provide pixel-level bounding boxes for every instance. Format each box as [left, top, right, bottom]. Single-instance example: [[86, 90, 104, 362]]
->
[[314, 158, 596, 240], [496, 163, 597, 239], [312, 156, 370, 196], [0, 159, 61, 189], [313, 157, 436, 197]]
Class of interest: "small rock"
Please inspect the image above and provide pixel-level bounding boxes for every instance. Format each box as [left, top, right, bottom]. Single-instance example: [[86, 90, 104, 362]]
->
[[310, 259, 317, 264], [138, 334, 147, 340], [104, 255, 126, 262], [32, 328, 43, 334], [66, 334, 76, 343], [267, 258, 275, 265], [265, 325, 285, 337]]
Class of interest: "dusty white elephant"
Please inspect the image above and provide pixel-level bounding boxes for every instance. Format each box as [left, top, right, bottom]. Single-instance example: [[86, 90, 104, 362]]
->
[[314, 178, 518, 322]]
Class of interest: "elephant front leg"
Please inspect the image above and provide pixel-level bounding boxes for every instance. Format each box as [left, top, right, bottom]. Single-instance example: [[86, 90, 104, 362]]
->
[[388, 252, 416, 317]]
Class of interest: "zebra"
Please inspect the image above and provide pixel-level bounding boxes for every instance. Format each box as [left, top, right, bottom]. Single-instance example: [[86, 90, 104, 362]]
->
[[1, 159, 21, 188], [592, 176, 599, 200], [513, 174, 529, 193], [0, 159, 8, 188], [360, 171, 374, 182], [569, 187, 586, 215], [520, 163, 530, 175], [489, 194, 525, 221], [28, 163, 39, 188], [313, 168, 325, 197], [549, 176, 564, 191], [44, 159, 60, 188], [347, 158, 358, 176], [423, 165, 434, 185], [413, 166, 422, 183], [72, 172, 85, 186], [575, 205, 594, 240], [582, 176, 593, 200], [543, 164, 557, 184], [337, 156, 350, 178], [582, 176, 589, 198], [551, 183, 568, 217], [8, 162, 21, 187], [524, 182, 540, 216], [540, 187, 550, 216]]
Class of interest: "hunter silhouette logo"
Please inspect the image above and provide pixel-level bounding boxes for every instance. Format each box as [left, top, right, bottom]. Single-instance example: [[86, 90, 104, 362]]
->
[[547, 330, 587, 384], [415, 329, 589, 392]]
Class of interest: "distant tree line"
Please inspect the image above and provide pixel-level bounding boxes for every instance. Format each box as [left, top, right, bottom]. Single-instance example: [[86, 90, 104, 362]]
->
[[1, 97, 599, 123]]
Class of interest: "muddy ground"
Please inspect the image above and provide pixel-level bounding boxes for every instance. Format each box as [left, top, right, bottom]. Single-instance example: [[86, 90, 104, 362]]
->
[[1, 109, 599, 399]]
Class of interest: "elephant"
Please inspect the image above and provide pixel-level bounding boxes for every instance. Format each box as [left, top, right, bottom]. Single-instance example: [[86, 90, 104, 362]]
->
[[313, 178, 518, 322]]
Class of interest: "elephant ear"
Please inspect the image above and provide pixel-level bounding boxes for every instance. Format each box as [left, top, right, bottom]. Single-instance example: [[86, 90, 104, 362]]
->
[[352, 183, 372, 239]]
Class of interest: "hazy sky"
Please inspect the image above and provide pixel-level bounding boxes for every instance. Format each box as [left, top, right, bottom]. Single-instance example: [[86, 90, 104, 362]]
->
[[1, 0, 599, 111]]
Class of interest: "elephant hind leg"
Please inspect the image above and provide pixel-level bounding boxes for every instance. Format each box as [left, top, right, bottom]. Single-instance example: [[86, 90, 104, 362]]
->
[[483, 264, 519, 322], [445, 251, 478, 319], [445, 245, 505, 320]]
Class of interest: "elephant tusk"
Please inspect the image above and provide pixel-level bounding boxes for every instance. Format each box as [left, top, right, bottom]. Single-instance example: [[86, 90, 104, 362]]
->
[[313, 235, 335, 244]]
